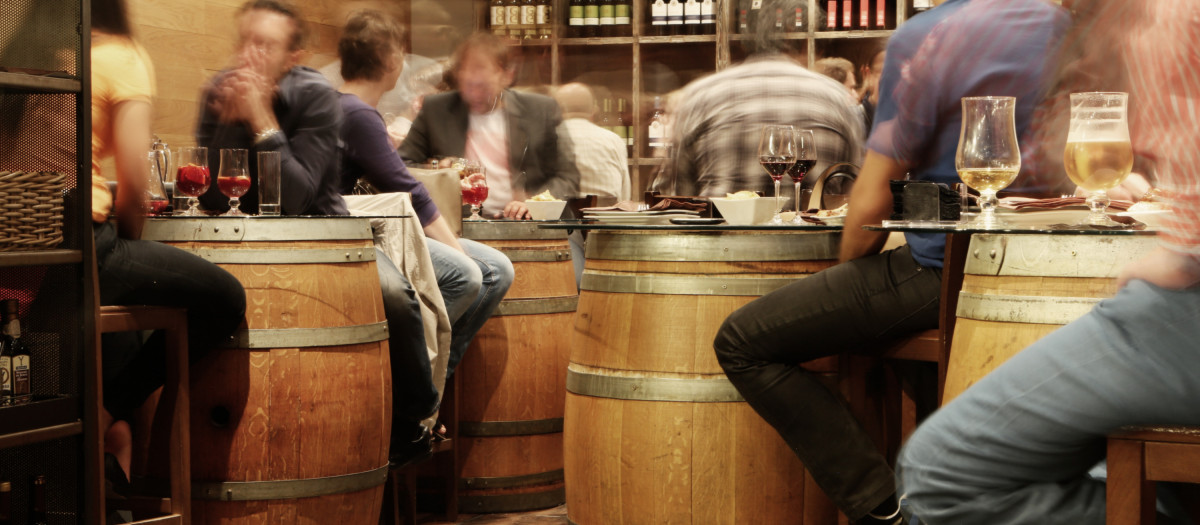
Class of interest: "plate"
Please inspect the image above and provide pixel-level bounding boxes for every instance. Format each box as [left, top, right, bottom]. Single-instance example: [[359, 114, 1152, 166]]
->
[[669, 217, 725, 225], [584, 210, 701, 217]]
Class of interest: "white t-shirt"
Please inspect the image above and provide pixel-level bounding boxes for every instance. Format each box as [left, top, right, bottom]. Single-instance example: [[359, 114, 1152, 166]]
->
[[465, 108, 512, 217]]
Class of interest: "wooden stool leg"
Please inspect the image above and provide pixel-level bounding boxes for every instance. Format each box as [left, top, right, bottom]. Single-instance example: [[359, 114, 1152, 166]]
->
[[1108, 437, 1155, 525]]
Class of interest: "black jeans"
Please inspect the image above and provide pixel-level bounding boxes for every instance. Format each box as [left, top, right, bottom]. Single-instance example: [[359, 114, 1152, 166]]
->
[[713, 245, 942, 520], [95, 221, 247, 421]]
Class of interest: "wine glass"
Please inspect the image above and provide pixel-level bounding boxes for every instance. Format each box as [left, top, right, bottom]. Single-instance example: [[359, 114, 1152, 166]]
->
[[145, 150, 170, 215], [789, 129, 816, 224], [173, 146, 210, 216], [1064, 92, 1133, 226], [217, 148, 250, 216], [461, 164, 489, 221], [758, 125, 797, 225], [955, 96, 1021, 228]]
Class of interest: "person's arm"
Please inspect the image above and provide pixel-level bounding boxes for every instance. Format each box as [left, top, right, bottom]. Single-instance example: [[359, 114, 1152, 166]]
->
[[343, 105, 444, 225], [111, 100, 153, 239], [398, 103, 434, 165], [839, 150, 907, 263], [258, 81, 342, 215]]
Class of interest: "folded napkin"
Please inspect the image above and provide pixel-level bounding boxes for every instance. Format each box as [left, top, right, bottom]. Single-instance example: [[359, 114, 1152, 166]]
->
[[649, 198, 708, 212], [1001, 196, 1133, 212]]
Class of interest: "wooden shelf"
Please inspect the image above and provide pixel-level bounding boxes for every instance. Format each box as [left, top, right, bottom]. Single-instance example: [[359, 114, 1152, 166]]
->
[[638, 34, 718, 44], [812, 29, 894, 39], [559, 36, 637, 45], [0, 249, 83, 267], [0, 396, 83, 449], [0, 71, 82, 93]]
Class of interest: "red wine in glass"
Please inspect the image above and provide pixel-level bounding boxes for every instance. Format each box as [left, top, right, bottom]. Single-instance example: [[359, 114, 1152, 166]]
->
[[759, 155, 793, 181], [176, 164, 210, 197], [788, 159, 816, 182]]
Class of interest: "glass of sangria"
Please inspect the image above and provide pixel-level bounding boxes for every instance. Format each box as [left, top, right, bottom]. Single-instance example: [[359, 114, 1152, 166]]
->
[[173, 146, 210, 216], [461, 163, 489, 221], [217, 148, 251, 216]]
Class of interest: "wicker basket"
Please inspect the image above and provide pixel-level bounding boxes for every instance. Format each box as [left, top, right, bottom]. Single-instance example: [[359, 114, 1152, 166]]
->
[[0, 170, 66, 251]]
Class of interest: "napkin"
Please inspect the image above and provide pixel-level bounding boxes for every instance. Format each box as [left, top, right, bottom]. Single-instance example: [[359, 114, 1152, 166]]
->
[[1001, 196, 1133, 212], [649, 198, 708, 212]]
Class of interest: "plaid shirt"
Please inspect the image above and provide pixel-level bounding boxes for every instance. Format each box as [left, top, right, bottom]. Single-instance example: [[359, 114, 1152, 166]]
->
[[657, 56, 864, 197]]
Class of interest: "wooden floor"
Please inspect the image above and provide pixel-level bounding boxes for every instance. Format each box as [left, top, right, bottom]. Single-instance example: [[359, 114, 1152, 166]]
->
[[419, 505, 568, 524]]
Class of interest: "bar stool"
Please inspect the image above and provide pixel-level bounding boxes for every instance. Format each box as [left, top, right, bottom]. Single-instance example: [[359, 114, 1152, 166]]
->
[[1107, 425, 1200, 524], [97, 305, 190, 524], [381, 371, 460, 525]]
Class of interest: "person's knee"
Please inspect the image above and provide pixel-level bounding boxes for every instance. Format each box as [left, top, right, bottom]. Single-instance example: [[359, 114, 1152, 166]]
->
[[487, 255, 515, 293], [713, 309, 758, 372]]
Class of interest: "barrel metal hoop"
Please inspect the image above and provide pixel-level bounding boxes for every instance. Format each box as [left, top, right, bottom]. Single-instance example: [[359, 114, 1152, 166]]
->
[[170, 247, 376, 264], [192, 464, 389, 501], [585, 231, 839, 262], [459, 418, 564, 437], [956, 291, 1100, 325], [464, 222, 567, 240], [223, 321, 389, 348], [581, 271, 802, 296], [965, 234, 1157, 278], [566, 367, 745, 402], [144, 217, 374, 242], [459, 486, 566, 514], [498, 248, 573, 262], [459, 468, 565, 490], [494, 296, 579, 316]]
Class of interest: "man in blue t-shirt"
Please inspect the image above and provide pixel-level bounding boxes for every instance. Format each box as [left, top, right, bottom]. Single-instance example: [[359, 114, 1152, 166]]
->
[[712, 1, 1070, 523]]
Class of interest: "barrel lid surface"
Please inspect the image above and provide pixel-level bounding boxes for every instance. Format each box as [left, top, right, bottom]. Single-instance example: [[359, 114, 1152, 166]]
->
[[142, 217, 374, 242], [964, 234, 1157, 278], [464, 220, 568, 240], [585, 230, 839, 262]]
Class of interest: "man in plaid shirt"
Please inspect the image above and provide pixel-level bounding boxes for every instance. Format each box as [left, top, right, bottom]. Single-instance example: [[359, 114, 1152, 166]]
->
[[897, 1, 1200, 522]]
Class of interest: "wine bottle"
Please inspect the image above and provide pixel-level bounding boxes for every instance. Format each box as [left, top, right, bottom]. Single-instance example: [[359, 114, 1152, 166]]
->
[[651, 0, 668, 35], [491, 0, 508, 35], [618, 98, 634, 155], [700, 0, 715, 34], [614, 0, 632, 36], [747, 0, 762, 33], [583, 0, 600, 37], [684, 0, 701, 35], [2, 300, 29, 405], [506, 0, 522, 37], [569, 0, 584, 35], [0, 304, 12, 406], [647, 96, 667, 156], [537, 0, 553, 38], [599, 0, 616, 36], [841, 0, 855, 30], [738, 0, 749, 33], [825, 0, 838, 30], [666, 0, 684, 34], [794, 3, 806, 31], [521, 0, 538, 39], [598, 98, 617, 133], [30, 476, 47, 525]]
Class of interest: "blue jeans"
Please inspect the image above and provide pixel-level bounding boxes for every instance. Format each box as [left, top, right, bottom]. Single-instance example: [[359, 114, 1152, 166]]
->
[[897, 280, 1200, 524], [375, 248, 442, 424], [427, 238, 514, 376]]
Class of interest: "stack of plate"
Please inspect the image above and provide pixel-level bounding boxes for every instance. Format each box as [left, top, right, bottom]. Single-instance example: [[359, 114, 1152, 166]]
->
[[584, 210, 702, 225]]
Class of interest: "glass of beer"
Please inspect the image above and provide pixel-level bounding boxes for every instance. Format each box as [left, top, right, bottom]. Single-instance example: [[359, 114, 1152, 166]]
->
[[1064, 92, 1133, 226], [758, 125, 797, 225], [955, 96, 1021, 228]]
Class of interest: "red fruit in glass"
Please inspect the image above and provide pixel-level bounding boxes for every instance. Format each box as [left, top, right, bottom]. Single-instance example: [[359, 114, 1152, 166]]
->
[[218, 175, 252, 197], [175, 164, 210, 196]]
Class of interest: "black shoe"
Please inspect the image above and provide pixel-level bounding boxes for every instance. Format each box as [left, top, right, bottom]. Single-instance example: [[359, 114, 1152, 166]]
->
[[388, 424, 433, 469], [104, 453, 133, 499]]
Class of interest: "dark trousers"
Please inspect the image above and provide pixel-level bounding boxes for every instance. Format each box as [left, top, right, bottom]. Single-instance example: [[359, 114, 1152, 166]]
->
[[94, 221, 246, 420], [374, 248, 440, 426], [713, 245, 942, 520]]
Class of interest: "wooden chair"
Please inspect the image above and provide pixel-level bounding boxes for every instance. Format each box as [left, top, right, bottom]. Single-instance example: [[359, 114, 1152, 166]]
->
[[381, 370, 460, 525], [97, 305, 190, 525], [1107, 425, 1200, 524]]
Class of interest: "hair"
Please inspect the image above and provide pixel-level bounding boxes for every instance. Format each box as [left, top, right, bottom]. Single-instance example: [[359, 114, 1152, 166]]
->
[[815, 57, 854, 85], [338, 10, 407, 82], [238, 0, 307, 51], [92, 0, 133, 36], [450, 32, 512, 77]]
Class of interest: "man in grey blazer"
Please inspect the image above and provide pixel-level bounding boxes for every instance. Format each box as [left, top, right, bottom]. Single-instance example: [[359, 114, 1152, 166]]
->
[[399, 32, 580, 220]]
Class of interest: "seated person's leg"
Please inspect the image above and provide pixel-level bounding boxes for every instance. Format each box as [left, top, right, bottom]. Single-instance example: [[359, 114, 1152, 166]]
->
[[426, 238, 483, 324], [443, 238, 514, 376], [713, 245, 941, 523]]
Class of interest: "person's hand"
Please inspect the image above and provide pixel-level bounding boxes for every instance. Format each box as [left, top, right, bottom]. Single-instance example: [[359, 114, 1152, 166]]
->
[[500, 200, 531, 220], [1072, 172, 1151, 202], [1117, 246, 1200, 290]]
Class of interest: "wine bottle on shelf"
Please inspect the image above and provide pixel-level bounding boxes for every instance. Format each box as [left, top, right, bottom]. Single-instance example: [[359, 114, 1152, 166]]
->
[[877, 0, 897, 28], [912, 0, 934, 12], [491, 0, 508, 35], [651, 0, 668, 35], [825, 0, 838, 30], [747, 0, 762, 33], [599, 0, 615, 36], [666, 0, 684, 34], [773, 7, 784, 32], [597, 98, 616, 133], [614, 0, 632, 36], [684, 0, 701, 35], [537, 0, 553, 38], [700, 0, 715, 34], [521, 0, 538, 39], [583, 0, 600, 36], [858, 0, 870, 29], [30, 476, 47, 525], [0, 481, 10, 525], [647, 96, 667, 157], [2, 300, 30, 405], [618, 98, 634, 155], [0, 303, 12, 406], [569, 0, 584, 36], [737, 0, 749, 33], [794, 2, 806, 31], [841, 0, 855, 30], [506, 0, 523, 37]]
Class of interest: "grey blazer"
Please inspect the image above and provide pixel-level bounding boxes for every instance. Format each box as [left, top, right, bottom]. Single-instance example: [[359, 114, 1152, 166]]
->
[[399, 89, 580, 201]]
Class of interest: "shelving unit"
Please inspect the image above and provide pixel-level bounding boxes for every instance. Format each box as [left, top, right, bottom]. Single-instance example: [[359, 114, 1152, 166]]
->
[[481, 0, 915, 193], [0, 0, 99, 523]]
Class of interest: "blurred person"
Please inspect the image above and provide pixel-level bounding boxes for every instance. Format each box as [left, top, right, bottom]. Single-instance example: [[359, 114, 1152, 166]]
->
[[711, 0, 1070, 524], [196, 0, 448, 467], [89, 0, 246, 491], [653, 2, 862, 201], [859, 48, 886, 133], [553, 82, 630, 201], [336, 9, 513, 378], [815, 56, 859, 101], [399, 31, 581, 220], [897, 2, 1200, 522]]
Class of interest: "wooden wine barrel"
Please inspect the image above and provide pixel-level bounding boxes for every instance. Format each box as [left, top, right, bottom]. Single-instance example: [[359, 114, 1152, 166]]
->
[[457, 221, 576, 513], [566, 229, 841, 525], [143, 217, 391, 524], [942, 233, 1157, 403]]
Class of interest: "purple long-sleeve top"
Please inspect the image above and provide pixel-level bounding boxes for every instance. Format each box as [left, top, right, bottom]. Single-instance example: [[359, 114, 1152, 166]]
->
[[339, 93, 441, 226]]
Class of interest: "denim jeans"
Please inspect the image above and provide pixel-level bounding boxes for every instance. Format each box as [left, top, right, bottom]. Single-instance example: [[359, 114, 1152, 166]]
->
[[427, 238, 514, 376], [375, 247, 445, 423], [897, 280, 1200, 525], [94, 222, 246, 421], [713, 245, 943, 520]]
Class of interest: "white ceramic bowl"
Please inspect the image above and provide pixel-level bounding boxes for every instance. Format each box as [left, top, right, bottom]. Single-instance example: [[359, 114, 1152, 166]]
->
[[710, 197, 776, 225], [525, 199, 567, 221]]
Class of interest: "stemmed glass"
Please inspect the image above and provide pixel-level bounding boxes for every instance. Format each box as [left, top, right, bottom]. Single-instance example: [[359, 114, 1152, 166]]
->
[[956, 96, 1021, 228], [758, 125, 797, 225], [217, 148, 250, 216], [789, 129, 816, 224], [145, 150, 170, 215], [461, 163, 489, 221], [1064, 92, 1133, 226], [173, 146, 210, 216]]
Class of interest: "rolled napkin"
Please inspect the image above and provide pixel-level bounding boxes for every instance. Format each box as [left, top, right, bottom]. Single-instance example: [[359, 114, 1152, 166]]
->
[[1000, 196, 1133, 211], [648, 198, 708, 212]]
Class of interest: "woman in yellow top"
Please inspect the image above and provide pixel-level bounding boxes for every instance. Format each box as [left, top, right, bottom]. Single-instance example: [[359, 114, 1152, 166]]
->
[[91, 0, 245, 492]]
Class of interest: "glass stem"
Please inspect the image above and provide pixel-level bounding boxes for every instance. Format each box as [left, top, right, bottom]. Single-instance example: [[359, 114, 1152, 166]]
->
[[1087, 190, 1110, 223], [979, 189, 998, 225], [774, 179, 781, 215], [793, 181, 802, 212]]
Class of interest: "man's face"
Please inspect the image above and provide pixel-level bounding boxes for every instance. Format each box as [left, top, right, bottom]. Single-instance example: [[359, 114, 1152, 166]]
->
[[456, 49, 511, 114], [236, 9, 301, 82]]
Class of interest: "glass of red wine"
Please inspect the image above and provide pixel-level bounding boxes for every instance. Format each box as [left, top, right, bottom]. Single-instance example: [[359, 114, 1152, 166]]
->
[[218, 148, 251, 216], [758, 125, 797, 225], [461, 162, 489, 221], [790, 129, 816, 224], [173, 146, 210, 216]]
